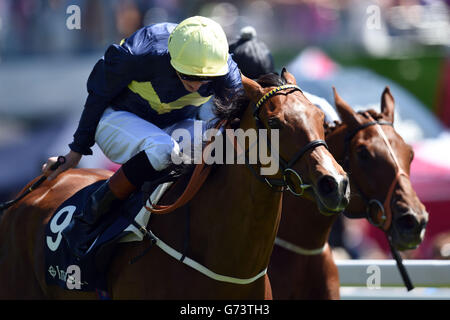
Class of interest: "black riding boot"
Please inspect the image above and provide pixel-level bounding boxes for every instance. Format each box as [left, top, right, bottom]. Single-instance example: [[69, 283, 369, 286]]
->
[[62, 151, 159, 258], [61, 180, 122, 258]]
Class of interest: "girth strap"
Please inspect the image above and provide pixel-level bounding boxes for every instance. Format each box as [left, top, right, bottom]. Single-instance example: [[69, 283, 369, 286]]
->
[[133, 217, 268, 284]]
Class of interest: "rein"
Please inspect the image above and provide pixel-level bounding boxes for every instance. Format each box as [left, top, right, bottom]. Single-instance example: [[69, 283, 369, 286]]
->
[[144, 120, 227, 214]]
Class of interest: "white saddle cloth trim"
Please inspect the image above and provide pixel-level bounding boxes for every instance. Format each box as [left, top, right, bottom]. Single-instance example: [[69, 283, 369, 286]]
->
[[118, 182, 268, 285], [119, 182, 173, 242], [274, 237, 328, 256]]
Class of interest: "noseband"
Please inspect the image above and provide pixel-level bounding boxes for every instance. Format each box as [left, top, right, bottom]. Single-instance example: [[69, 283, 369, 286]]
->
[[342, 117, 408, 231], [244, 84, 328, 196]]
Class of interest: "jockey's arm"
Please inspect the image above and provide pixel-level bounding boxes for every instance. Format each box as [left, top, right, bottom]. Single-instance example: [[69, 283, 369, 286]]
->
[[42, 41, 138, 179], [70, 43, 138, 156]]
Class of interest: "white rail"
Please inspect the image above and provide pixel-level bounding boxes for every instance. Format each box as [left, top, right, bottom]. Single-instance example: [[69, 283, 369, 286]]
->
[[336, 259, 450, 287], [336, 259, 450, 299]]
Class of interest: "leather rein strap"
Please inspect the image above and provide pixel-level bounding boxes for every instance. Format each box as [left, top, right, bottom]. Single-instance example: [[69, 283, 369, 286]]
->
[[145, 120, 226, 214]]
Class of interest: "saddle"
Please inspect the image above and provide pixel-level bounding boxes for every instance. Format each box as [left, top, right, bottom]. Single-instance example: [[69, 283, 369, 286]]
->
[[44, 170, 192, 292]]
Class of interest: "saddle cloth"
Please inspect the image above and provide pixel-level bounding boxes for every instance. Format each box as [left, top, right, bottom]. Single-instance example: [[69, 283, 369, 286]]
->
[[44, 179, 172, 292], [44, 118, 215, 292]]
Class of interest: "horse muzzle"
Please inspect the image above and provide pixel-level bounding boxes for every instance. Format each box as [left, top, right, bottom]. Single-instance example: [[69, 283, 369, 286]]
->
[[313, 174, 350, 216], [390, 210, 428, 250]]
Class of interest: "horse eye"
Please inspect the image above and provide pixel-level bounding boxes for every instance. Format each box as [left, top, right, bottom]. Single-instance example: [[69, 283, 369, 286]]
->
[[356, 146, 371, 161], [410, 149, 415, 162], [268, 117, 283, 130]]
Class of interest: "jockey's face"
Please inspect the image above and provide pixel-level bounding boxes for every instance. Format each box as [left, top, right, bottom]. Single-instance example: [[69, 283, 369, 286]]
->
[[176, 72, 212, 93], [179, 79, 205, 92]]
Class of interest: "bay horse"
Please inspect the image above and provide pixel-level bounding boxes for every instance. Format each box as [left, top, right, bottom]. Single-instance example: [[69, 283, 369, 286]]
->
[[0, 70, 350, 299], [269, 87, 429, 299]]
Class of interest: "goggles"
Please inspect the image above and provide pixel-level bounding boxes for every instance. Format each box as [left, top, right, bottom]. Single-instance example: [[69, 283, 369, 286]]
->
[[177, 72, 217, 83]]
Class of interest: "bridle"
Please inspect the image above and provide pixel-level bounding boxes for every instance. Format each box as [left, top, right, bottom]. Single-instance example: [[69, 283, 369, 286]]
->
[[342, 116, 409, 231], [341, 115, 414, 290], [241, 84, 329, 197]]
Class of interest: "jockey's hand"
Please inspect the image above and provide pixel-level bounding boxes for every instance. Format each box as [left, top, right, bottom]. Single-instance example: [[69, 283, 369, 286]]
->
[[42, 150, 82, 181]]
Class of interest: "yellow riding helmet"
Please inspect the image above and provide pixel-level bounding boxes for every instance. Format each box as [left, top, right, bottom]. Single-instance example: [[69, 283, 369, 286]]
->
[[168, 16, 229, 77]]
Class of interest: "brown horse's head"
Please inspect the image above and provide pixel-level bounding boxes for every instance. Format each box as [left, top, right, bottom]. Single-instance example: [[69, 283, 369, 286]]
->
[[330, 87, 429, 250], [241, 69, 350, 214]]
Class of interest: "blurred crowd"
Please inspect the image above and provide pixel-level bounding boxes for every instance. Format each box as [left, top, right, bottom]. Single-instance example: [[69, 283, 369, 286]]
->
[[0, 0, 449, 261], [0, 0, 449, 59]]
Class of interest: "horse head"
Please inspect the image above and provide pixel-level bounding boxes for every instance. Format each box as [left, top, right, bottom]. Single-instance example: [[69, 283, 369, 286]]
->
[[329, 87, 428, 250], [241, 69, 350, 215]]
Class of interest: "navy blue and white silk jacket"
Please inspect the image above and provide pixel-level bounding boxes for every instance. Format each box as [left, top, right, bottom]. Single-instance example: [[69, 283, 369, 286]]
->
[[69, 22, 243, 155]]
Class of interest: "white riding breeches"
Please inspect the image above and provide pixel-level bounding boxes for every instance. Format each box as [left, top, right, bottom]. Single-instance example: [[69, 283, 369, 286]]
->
[[95, 108, 195, 171]]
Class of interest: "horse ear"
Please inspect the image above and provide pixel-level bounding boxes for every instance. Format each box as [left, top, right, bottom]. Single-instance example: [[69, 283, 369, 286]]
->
[[281, 67, 297, 85], [381, 86, 395, 123], [242, 74, 263, 103], [333, 86, 359, 126]]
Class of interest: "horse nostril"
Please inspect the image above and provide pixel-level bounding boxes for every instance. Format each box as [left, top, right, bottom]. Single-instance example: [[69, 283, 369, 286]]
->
[[318, 175, 338, 196], [395, 214, 419, 232]]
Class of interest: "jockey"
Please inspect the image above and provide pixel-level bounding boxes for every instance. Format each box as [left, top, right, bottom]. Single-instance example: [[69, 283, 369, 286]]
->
[[41, 16, 242, 257]]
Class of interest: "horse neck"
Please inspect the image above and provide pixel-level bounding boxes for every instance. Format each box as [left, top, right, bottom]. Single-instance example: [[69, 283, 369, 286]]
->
[[202, 105, 284, 277], [192, 162, 282, 277], [152, 105, 283, 279]]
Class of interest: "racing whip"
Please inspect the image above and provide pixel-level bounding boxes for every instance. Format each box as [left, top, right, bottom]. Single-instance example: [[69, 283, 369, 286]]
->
[[0, 156, 66, 212]]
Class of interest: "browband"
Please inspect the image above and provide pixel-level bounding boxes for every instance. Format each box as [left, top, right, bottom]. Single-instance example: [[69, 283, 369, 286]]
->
[[254, 85, 303, 116]]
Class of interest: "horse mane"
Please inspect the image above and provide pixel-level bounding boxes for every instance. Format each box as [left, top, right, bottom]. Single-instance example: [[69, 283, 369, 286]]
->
[[212, 73, 285, 124], [323, 108, 386, 137], [358, 108, 385, 121], [324, 120, 342, 136]]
